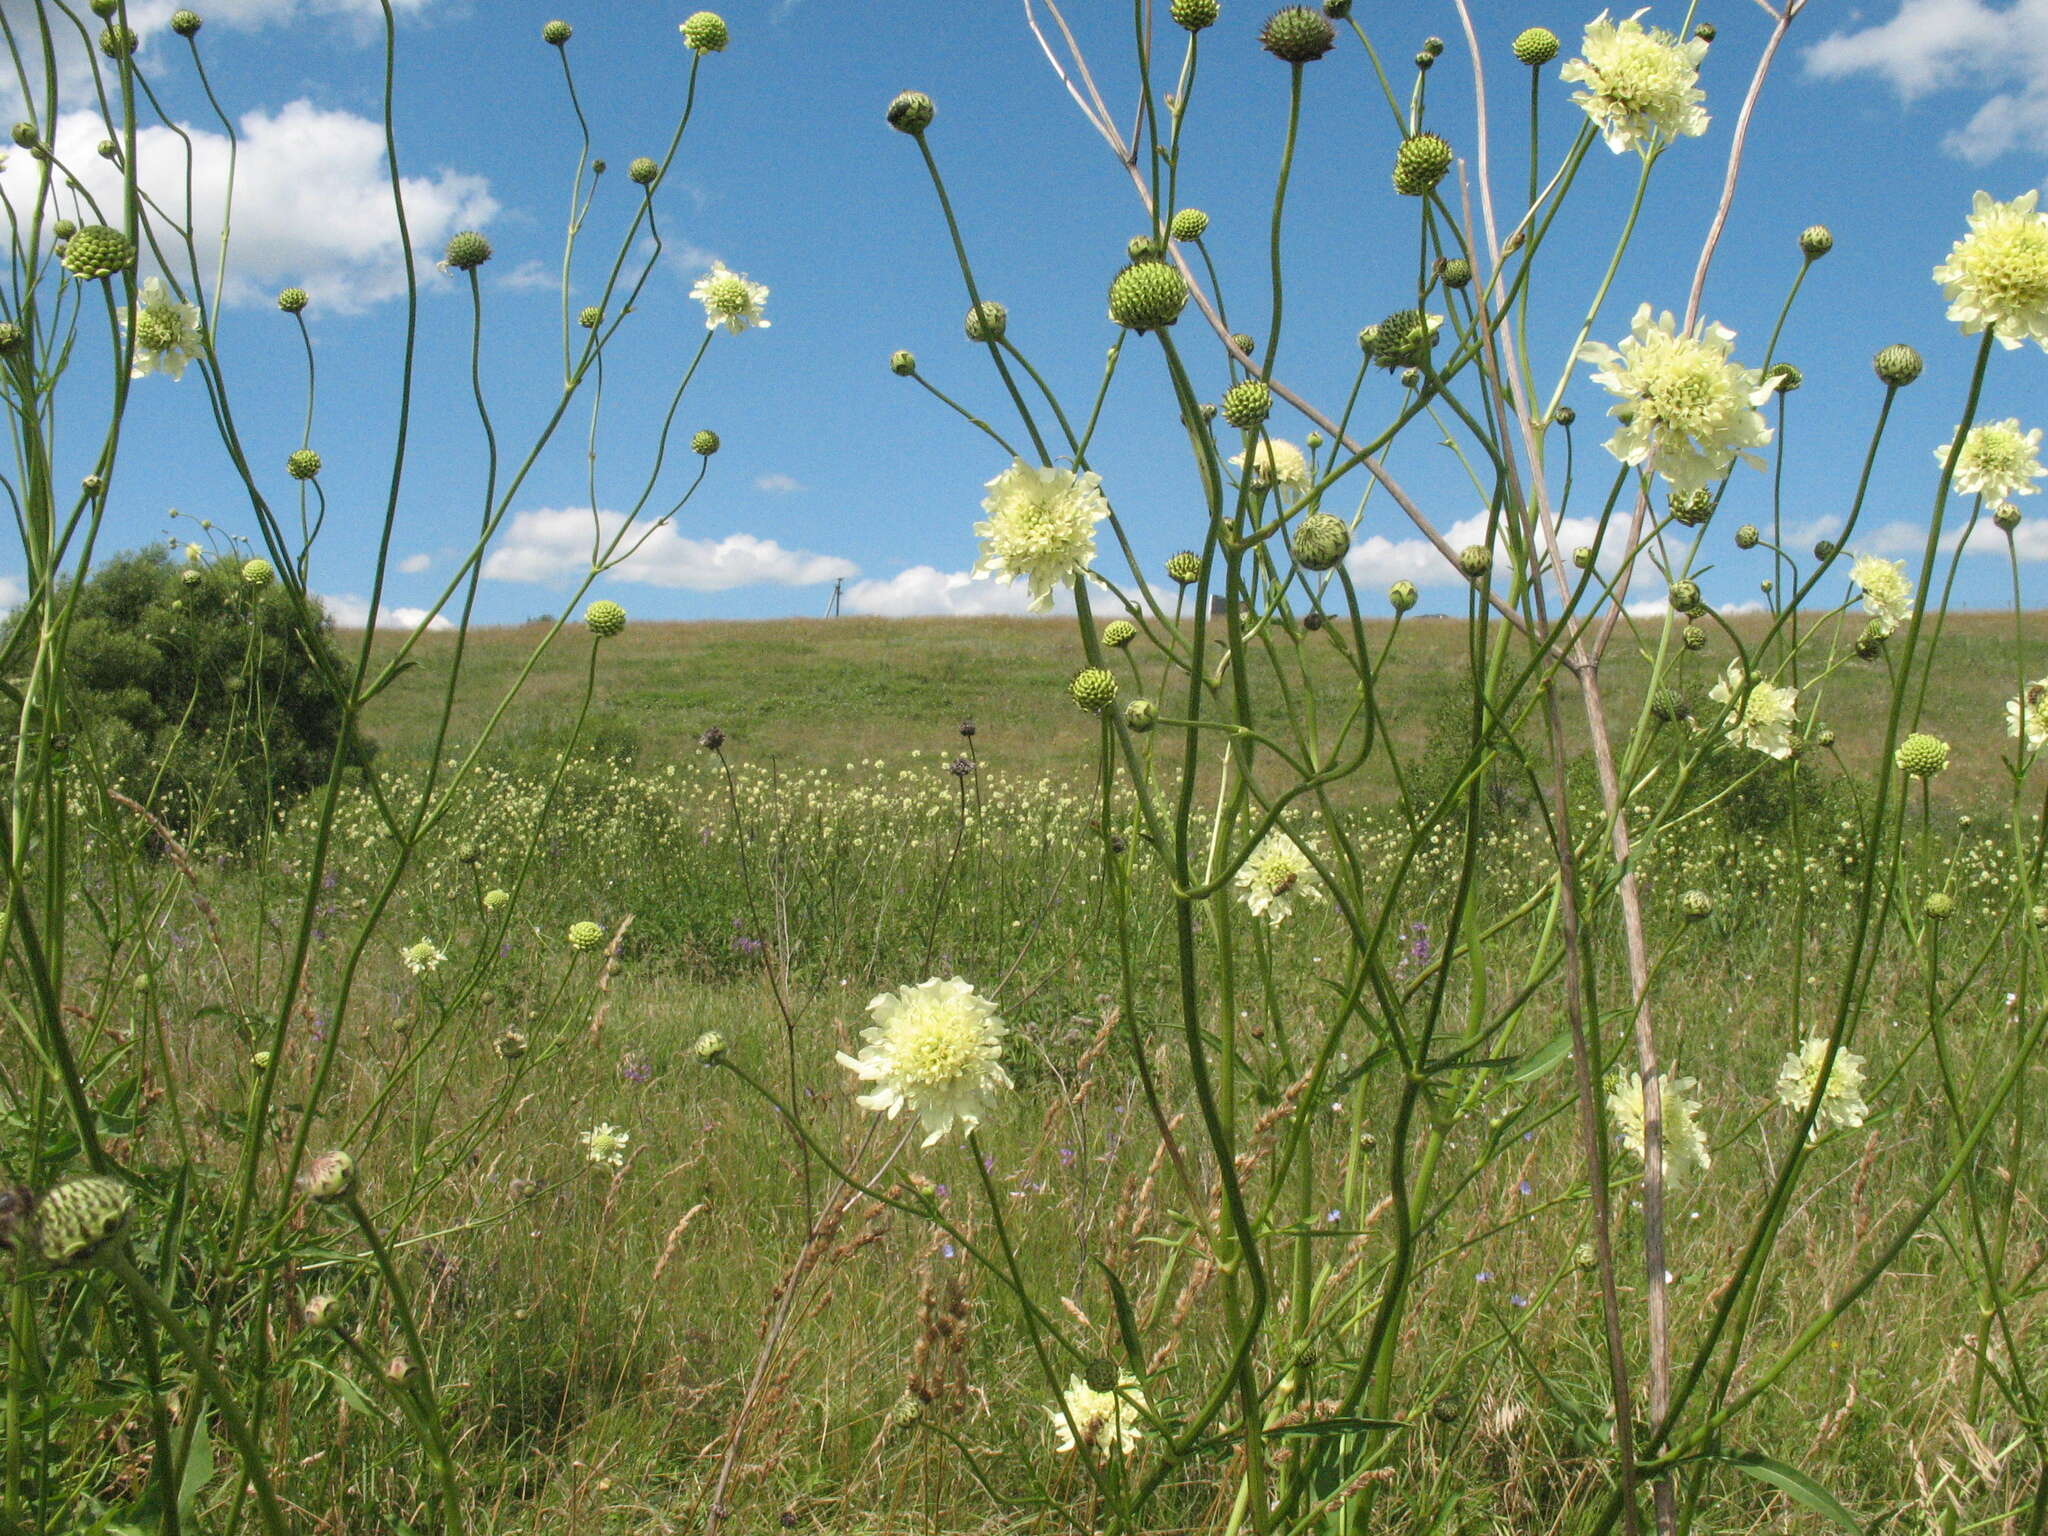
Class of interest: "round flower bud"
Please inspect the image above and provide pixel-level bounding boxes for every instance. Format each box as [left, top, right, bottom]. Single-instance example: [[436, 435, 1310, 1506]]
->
[[889, 349, 917, 376], [96, 139, 117, 160], [1798, 224, 1833, 260], [1667, 579, 1702, 615], [1735, 524, 1760, 549], [886, 91, 935, 135], [580, 305, 603, 328], [692, 1030, 728, 1064], [1291, 512, 1350, 572], [1124, 698, 1158, 733], [1304, 431, 1323, 449], [679, 11, 728, 52], [698, 725, 726, 751], [1924, 891, 1955, 921], [1166, 550, 1202, 585], [1680, 889, 1713, 919], [302, 1294, 341, 1329], [1262, 6, 1336, 62], [1765, 362, 1802, 393], [81, 473, 103, 495], [1171, 0, 1219, 28], [1369, 308, 1435, 370], [542, 18, 571, 45], [1456, 544, 1492, 579], [1650, 687, 1690, 724], [1553, 404, 1576, 426], [1994, 502, 2022, 532], [692, 429, 720, 455], [171, 8, 204, 34], [1669, 488, 1714, 527], [241, 558, 274, 589], [1107, 261, 1188, 331], [1414, 50, 1434, 69], [1438, 256, 1472, 289], [1102, 618, 1138, 648], [1682, 625, 1707, 651], [99, 26, 139, 59], [1816, 728, 1836, 748], [1423, 36, 1446, 56], [483, 888, 511, 912], [1220, 379, 1272, 428], [1070, 667, 1118, 714], [1812, 539, 1837, 563], [1126, 235, 1160, 263], [1895, 732, 1949, 778], [1169, 207, 1209, 242], [91, 0, 118, 17], [1392, 132, 1453, 196], [287, 448, 321, 480], [1853, 623, 1886, 662], [35, 1176, 134, 1268], [1356, 324, 1379, 354], [1694, 22, 1716, 41], [180, 568, 202, 588], [1198, 403, 1218, 421], [1230, 333, 1257, 358], [1512, 26, 1559, 64], [298, 1150, 356, 1204], [59, 225, 134, 281], [1082, 1356, 1121, 1394], [628, 157, 659, 186], [567, 920, 606, 953], [53, 218, 76, 240], [497, 1029, 528, 1061], [1873, 344, 1922, 387], [443, 231, 492, 271], [1389, 579, 1418, 612], [10, 123, 35, 149], [1572, 546, 1594, 569], [1324, 0, 1351, 14], [277, 287, 308, 313], [584, 599, 626, 638], [963, 300, 1007, 343]]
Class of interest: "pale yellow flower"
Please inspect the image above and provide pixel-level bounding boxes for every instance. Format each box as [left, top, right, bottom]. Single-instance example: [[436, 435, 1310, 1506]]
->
[[401, 938, 446, 975], [1774, 1039, 1868, 1140], [1234, 829, 1321, 926], [971, 459, 1109, 612], [690, 262, 770, 334], [1707, 661, 1798, 760], [1606, 1069, 1710, 1181], [125, 276, 205, 381], [1228, 437, 1311, 492], [1850, 553, 1912, 637], [2007, 678, 2048, 753], [1933, 190, 2048, 353], [580, 1122, 630, 1167], [836, 976, 1012, 1146], [1939, 419, 2044, 502], [1579, 304, 1776, 493], [1049, 1373, 1147, 1456], [1561, 10, 1709, 155]]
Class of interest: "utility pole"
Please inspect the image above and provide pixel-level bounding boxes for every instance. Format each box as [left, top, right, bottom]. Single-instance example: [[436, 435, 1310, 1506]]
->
[[825, 578, 843, 618]]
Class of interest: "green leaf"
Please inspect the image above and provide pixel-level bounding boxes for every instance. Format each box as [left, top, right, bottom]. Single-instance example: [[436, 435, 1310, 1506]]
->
[[1720, 1452, 1864, 1533], [1506, 1029, 1572, 1084], [176, 1418, 216, 1522], [1093, 1258, 1147, 1382]]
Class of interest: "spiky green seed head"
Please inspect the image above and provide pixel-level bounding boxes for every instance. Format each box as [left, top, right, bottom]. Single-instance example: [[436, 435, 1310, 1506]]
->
[[1650, 687, 1691, 724], [889, 349, 917, 376], [1172, 0, 1220, 27], [98, 26, 138, 59], [1873, 344, 1922, 387], [241, 558, 273, 588], [567, 920, 606, 953], [680, 11, 727, 51], [1220, 379, 1272, 428], [1735, 523, 1760, 549], [1457, 544, 1491, 579], [691, 429, 720, 456], [483, 888, 511, 912], [1995, 502, 2023, 532], [1261, 6, 1336, 61], [1512, 26, 1559, 64], [1895, 732, 1949, 778], [886, 91, 935, 134], [1070, 667, 1118, 714], [1669, 488, 1715, 527], [1682, 625, 1707, 651], [628, 156, 659, 186], [542, 18, 572, 44], [584, 599, 626, 638], [1573, 546, 1594, 569], [1082, 1357, 1121, 1393], [1667, 579, 1702, 615], [963, 300, 1007, 343], [277, 286, 308, 313], [1166, 550, 1202, 585], [1924, 891, 1955, 921], [693, 1030, 728, 1064], [1552, 404, 1577, 426], [1124, 697, 1159, 732], [34, 1177, 134, 1268], [497, 1029, 528, 1060], [1169, 207, 1209, 242], [60, 225, 134, 281], [1370, 309, 1435, 370], [287, 448, 321, 480], [298, 1150, 355, 1204], [1386, 580, 1417, 613], [169, 7, 204, 33], [580, 305, 603, 328], [1291, 512, 1350, 572], [1392, 132, 1453, 196], [1798, 224, 1833, 259], [1102, 619, 1138, 648], [1438, 256, 1472, 289], [1680, 889, 1713, 919], [443, 230, 492, 271], [1766, 361, 1802, 393], [1107, 261, 1188, 331]]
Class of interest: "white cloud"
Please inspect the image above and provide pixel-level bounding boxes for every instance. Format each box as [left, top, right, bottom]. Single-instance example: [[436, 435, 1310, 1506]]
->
[[0, 573, 23, 607], [1, 103, 497, 311], [1805, 0, 2048, 162], [127, 0, 438, 30], [1867, 511, 2048, 559], [398, 553, 432, 574], [842, 565, 1059, 617], [493, 259, 557, 293], [754, 473, 805, 494], [483, 507, 856, 591], [1343, 513, 1621, 588], [319, 592, 453, 631]]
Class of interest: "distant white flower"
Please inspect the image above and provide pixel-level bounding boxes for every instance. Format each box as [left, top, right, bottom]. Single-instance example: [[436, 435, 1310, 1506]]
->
[[1228, 437, 1311, 492], [972, 459, 1109, 613], [1775, 1039, 1868, 1140], [125, 276, 204, 381], [836, 976, 1012, 1146], [401, 939, 446, 975], [1050, 1373, 1148, 1456], [690, 263, 770, 334], [1607, 1068, 1711, 1181], [1560, 11, 1709, 155], [580, 1122, 630, 1167], [2008, 678, 2048, 753], [1933, 190, 2048, 353], [1707, 662, 1798, 760], [1579, 304, 1776, 493], [1939, 419, 2044, 502], [1235, 830, 1321, 927], [1850, 553, 1912, 638]]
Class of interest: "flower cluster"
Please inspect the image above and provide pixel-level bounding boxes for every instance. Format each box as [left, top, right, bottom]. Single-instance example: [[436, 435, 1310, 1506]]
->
[[837, 976, 1012, 1146], [1606, 1069, 1711, 1182], [1933, 190, 2048, 353], [1774, 1039, 1869, 1140], [1579, 305, 1775, 493], [1234, 830, 1322, 926], [971, 460, 1110, 612], [1707, 662, 1799, 760], [1049, 1372, 1148, 1456], [1561, 11, 1710, 155], [1940, 419, 2044, 502]]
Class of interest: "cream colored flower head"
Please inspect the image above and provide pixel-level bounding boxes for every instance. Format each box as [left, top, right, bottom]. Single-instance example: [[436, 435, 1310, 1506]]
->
[[1228, 437, 1311, 493], [1707, 661, 1798, 760], [836, 976, 1012, 1146], [1940, 418, 2044, 502], [1050, 1372, 1147, 1456], [580, 1122, 630, 1167], [2007, 678, 2048, 753], [401, 938, 446, 975], [1774, 1038, 1867, 1140], [1850, 553, 1912, 638], [1606, 1068, 1711, 1181], [690, 262, 770, 334], [126, 275, 204, 381], [1235, 829, 1321, 926], [1579, 305, 1775, 493], [972, 459, 1109, 613], [1933, 191, 2048, 353], [1561, 10, 1709, 155]]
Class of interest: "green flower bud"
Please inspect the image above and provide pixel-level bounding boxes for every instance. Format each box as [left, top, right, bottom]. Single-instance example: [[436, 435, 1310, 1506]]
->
[[35, 1176, 135, 1267], [963, 300, 1007, 343], [298, 1150, 356, 1204], [1070, 667, 1118, 714], [692, 429, 720, 455], [99, 26, 139, 59], [1694, 22, 1716, 41], [53, 218, 76, 240], [1102, 618, 1138, 648], [1457, 544, 1491, 579], [1813, 539, 1837, 563], [1230, 332, 1256, 356], [287, 448, 321, 480], [1512, 26, 1559, 64], [1126, 234, 1160, 263], [1166, 550, 1202, 585], [97, 139, 118, 159], [1291, 512, 1350, 572], [628, 157, 659, 186], [1873, 344, 1922, 387], [1392, 132, 1454, 196], [277, 287, 309, 313], [1124, 698, 1158, 732], [10, 123, 36, 149], [1107, 261, 1188, 331], [679, 11, 727, 52], [1323, 0, 1351, 15], [483, 888, 511, 912], [1389, 579, 1419, 613], [1170, 0, 1219, 28], [59, 225, 134, 281], [1798, 224, 1833, 259], [1734, 523, 1760, 549], [1924, 891, 1955, 921], [1669, 488, 1714, 527], [584, 599, 626, 638], [1220, 379, 1272, 428], [1895, 732, 1949, 778], [1169, 207, 1209, 242], [1262, 6, 1336, 62], [1680, 889, 1713, 919], [890, 349, 917, 376], [180, 568, 202, 588], [693, 1030, 728, 1063], [1438, 256, 1472, 289], [1766, 361, 1803, 393], [579, 305, 603, 328], [173, 6, 205, 32], [542, 18, 572, 45], [1650, 687, 1690, 724], [1667, 579, 1702, 615], [1682, 625, 1707, 651], [241, 558, 274, 588], [567, 920, 606, 953], [1994, 502, 2022, 532], [303, 1294, 342, 1329], [443, 230, 492, 271], [2031, 903, 2048, 931], [1423, 36, 1446, 56], [1082, 1357, 1121, 1393], [886, 91, 935, 135], [1552, 404, 1576, 426], [1572, 546, 1594, 569]]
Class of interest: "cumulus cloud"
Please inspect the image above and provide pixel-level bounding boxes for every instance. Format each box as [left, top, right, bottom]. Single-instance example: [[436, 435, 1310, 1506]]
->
[[1866, 512, 2048, 559], [483, 507, 856, 591], [398, 553, 432, 574], [1805, 0, 2048, 162], [1343, 513, 1623, 588], [125, 0, 438, 30], [0, 573, 24, 607], [320, 592, 453, 631], [0, 103, 497, 310], [754, 473, 805, 494], [841, 565, 1059, 617]]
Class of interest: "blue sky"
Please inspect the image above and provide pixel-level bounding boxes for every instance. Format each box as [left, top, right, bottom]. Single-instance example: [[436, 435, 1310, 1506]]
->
[[9, 0, 2048, 622]]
